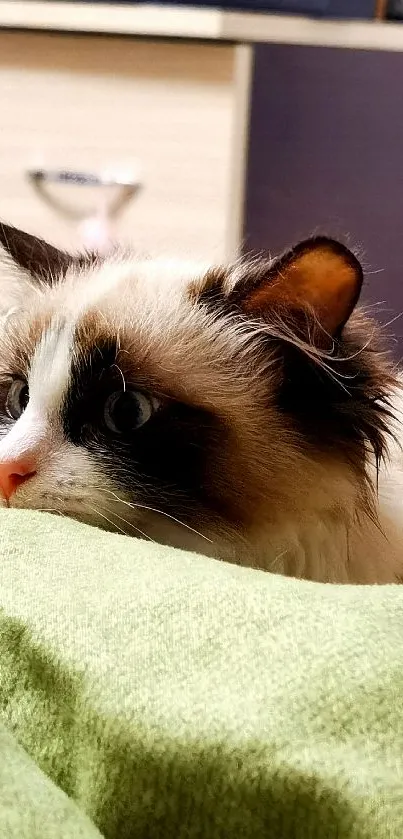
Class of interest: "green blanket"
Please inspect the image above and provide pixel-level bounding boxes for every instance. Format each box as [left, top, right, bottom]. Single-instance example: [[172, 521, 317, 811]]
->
[[0, 509, 402, 838]]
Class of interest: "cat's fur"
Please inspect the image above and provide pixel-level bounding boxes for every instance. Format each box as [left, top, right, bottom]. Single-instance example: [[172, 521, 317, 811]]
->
[[0, 223, 402, 584]]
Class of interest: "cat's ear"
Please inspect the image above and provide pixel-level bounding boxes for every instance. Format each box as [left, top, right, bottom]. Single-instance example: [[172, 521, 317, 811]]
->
[[232, 237, 363, 338], [0, 223, 74, 283]]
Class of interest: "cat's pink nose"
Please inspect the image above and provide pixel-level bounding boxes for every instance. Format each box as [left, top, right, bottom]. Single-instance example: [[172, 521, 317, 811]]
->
[[0, 457, 37, 501]]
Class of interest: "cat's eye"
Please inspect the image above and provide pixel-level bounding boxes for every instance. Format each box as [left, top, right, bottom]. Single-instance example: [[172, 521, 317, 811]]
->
[[103, 390, 158, 435], [5, 379, 29, 420]]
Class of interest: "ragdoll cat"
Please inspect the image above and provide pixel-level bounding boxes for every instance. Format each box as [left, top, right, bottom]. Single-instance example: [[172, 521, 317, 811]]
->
[[0, 222, 402, 584]]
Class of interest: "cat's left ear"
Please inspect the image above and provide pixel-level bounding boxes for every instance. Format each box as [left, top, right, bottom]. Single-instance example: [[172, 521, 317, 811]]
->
[[232, 237, 363, 338], [0, 223, 74, 282], [0, 223, 96, 284]]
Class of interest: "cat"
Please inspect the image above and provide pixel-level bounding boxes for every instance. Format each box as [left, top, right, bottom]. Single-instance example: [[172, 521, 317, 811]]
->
[[0, 222, 402, 584]]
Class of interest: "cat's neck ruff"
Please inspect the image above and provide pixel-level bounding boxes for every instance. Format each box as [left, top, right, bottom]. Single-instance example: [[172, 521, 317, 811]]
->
[[247, 386, 403, 585], [255, 504, 403, 585]]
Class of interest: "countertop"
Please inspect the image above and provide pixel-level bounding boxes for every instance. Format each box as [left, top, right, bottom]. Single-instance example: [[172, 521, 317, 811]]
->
[[1, 1, 403, 51]]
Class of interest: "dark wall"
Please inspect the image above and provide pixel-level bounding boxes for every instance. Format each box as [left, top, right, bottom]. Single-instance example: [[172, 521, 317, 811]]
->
[[244, 43, 403, 348]]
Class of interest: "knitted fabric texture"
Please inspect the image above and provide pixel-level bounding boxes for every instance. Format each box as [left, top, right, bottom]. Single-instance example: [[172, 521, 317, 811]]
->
[[0, 509, 402, 838]]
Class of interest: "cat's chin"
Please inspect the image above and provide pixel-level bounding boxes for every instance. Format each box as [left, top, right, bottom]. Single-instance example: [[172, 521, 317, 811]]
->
[[7, 487, 236, 562], [4, 483, 210, 549], [6, 487, 120, 534], [7, 499, 105, 530]]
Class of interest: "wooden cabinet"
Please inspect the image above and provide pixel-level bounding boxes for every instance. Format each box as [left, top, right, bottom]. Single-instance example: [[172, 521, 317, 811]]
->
[[0, 31, 235, 260]]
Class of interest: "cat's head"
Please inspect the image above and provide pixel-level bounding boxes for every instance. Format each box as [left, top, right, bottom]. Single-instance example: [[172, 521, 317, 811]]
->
[[0, 223, 395, 564]]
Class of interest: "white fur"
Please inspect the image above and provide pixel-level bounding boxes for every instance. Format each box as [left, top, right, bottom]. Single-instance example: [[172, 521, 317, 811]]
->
[[29, 321, 74, 415], [0, 320, 74, 469], [0, 406, 47, 465]]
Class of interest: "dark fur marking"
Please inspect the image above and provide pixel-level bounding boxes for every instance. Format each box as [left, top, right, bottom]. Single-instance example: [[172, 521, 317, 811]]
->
[[191, 267, 227, 309], [0, 222, 98, 282], [62, 333, 227, 520], [277, 316, 396, 477]]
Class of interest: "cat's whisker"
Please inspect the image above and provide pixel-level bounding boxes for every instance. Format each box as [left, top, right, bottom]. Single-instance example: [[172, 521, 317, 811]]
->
[[111, 363, 126, 392], [104, 506, 154, 542], [269, 549, 289, 572], [382, 310, 403, 330], [83, 501, 153, 541], [99, 487, 213, 544], [34, 507, 67, 516], [83, 503, 128, 536]]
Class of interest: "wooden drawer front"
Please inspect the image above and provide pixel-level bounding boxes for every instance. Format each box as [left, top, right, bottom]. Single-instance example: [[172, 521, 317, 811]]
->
[[0, 32, 235, 259]]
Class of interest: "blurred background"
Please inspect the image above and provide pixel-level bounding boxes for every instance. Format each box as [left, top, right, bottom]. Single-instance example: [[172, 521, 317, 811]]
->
[[1, 0, 403, 344]]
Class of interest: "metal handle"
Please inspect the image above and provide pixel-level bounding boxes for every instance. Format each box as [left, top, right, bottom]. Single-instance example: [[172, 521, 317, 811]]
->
[[27, 165, 142, 220], [28, 167, 141, 189]]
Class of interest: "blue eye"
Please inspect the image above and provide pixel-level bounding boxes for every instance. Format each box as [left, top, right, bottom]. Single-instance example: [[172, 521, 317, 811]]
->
[[6, 379, 29, 420], [103, 390, 158, 435]]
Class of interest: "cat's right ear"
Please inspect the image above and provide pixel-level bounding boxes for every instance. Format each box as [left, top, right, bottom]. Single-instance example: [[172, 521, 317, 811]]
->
[[229, 237, 363, 341], [0, 223, 73, 283]]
